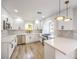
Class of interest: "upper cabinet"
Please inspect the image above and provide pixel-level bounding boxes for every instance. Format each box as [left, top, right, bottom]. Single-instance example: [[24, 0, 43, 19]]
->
[[1, 7, 25, 30], [56, 8, 76, 30], [58, 20, 73, 30]]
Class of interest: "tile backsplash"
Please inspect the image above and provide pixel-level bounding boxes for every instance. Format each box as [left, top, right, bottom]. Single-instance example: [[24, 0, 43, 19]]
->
[[56, 30, 77, 39]]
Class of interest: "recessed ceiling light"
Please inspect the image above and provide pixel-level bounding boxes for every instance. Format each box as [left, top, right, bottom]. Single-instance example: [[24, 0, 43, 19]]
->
[[42, 16, 45, 18], [16, 18, 22, 22], [14, 9, 18, 13], [64, 18, 72, 22], [35, 20, 39, 24]]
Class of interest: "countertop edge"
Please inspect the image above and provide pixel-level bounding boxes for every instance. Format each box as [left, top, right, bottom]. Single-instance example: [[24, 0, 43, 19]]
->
[[44, 42, 66, 55], [44, 38, 77, 55]]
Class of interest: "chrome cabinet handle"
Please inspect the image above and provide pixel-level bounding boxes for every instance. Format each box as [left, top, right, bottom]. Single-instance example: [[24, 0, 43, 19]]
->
[[10, 43, 13, 48], [11, 43, 13, 48], [61, 26, 64, 29]]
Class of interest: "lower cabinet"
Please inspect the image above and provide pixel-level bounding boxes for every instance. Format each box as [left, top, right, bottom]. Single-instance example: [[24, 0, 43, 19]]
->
[[44, 43, 55, 59], [26, 33, 40, 43], [9, 39, 17, 58], [55, 50, 76, 59], [1, 42, 8, 59], [1, 38, 17, 59], [44, 43, 76, 59]]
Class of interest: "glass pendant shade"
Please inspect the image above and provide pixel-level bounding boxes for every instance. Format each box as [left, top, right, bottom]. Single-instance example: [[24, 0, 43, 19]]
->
[[55, 0, 72, 22], [55, 0, 65, 21], [64, 17, 72, 21], [55, 16, 65, 21]]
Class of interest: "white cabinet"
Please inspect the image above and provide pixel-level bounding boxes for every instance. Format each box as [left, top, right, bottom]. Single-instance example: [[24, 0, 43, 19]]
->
[[9, 39, 16, 58], [57, 8, 73, 30], [44, 43, 55, 59], [55, 50, 76, 59], [1, 36, 17, 59], [26, 33, 40, 43], [44, 43, 76, 59], [58, 20, 73, 30]]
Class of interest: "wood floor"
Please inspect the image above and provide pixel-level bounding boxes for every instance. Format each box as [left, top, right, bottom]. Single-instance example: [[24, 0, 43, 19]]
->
[[11, 42, 44, 59]]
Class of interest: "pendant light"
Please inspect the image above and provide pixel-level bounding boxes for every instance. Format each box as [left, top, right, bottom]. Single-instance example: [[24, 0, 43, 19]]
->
[[55, 0, 65, 21], [64, 0, 72, 21]]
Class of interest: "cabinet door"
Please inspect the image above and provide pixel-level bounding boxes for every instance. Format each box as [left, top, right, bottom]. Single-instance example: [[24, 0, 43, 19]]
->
[[55, 50, 68, 59], [58, 20, 73, 30], [55, 50, 76, 59], [44, 43, 55, 59], [9, 43, 13, 58], [58, 21, 64, 30], [63, 20, 73, 30], [1, 43, 8, 59]]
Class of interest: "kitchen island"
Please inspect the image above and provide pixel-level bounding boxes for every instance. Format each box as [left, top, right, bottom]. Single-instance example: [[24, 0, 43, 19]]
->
[[44, 37, 77, 59]]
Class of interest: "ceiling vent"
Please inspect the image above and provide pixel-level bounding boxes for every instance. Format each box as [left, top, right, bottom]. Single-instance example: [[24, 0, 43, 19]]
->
[[37, 11, 42, 14]]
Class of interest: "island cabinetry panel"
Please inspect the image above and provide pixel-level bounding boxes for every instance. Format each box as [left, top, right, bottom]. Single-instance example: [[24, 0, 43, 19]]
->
[[44, 43, 55, 59]]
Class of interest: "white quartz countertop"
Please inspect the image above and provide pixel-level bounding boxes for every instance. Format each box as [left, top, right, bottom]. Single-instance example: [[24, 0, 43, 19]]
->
[[1, 35, 16, 43], [44, 37, 77, 55]]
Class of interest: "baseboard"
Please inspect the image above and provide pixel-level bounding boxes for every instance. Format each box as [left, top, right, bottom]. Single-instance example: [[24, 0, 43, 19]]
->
[[26, 41, 41, 44], [17, 43, 26, 45]]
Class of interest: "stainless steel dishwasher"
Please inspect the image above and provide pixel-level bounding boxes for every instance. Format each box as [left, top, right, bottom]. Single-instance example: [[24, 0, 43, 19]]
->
[[17, 35, 26, 45]]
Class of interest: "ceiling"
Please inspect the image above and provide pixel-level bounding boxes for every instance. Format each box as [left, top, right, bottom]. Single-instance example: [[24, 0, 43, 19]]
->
[[2, 0, 77, 22]]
